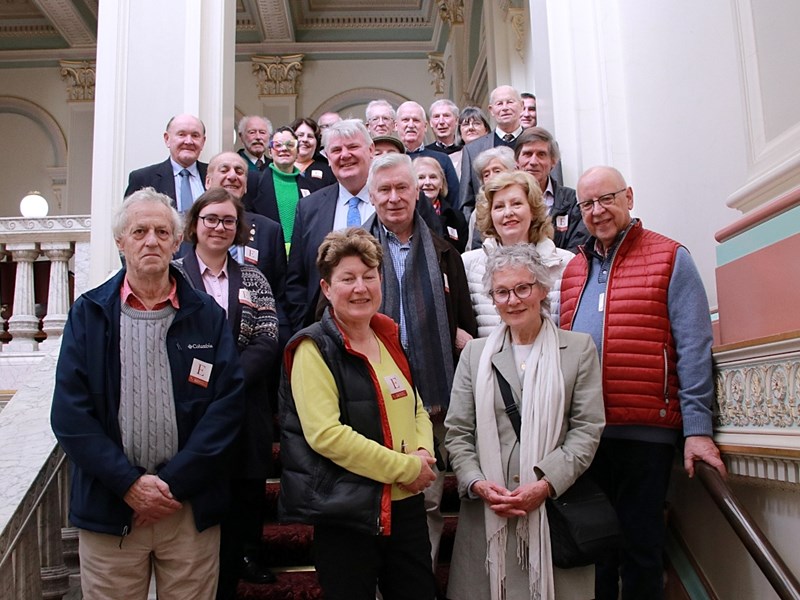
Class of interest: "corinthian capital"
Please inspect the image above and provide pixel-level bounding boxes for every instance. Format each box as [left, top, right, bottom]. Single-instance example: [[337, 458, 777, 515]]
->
[[438, 0, 464, 25], [59, 60, 96, 102], [251, 54, 305, 96]]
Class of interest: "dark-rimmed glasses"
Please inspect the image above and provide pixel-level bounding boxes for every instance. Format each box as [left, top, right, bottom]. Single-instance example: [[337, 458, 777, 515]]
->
[[577, 188, 626, 213], [199, 215, 238, 230], [488, 282, 537, 304]]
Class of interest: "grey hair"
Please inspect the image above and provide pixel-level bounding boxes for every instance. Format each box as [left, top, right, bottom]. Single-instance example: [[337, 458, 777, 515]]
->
[[321, 118, 372, 149], [237, 115, 273, 138], [429, 98, 459, 119], [515, 126, 560, 164], [397, 101, 427, 121], [368, 152, 415, 192], [365, 99, 396, 122], [473, 146, 516, 176], [482, 243, 553, 316], [114, 187, 182, 243]]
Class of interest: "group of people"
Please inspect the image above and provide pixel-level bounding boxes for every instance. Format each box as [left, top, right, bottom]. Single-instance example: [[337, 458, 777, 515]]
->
[[50, 83, 726, 600]]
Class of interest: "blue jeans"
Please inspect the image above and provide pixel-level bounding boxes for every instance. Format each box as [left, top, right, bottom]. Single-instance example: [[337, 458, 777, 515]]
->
[[589, 437, 675, 600]]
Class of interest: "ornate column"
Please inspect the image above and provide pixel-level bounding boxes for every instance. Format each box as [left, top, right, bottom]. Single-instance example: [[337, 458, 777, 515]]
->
[[59, 60, 96, 215], [438, 0, 464, 24], [39, 243, 74, 348], [59, 60, 95, 102], [5, 243, 40, 352], [250, 54, 304, 126]]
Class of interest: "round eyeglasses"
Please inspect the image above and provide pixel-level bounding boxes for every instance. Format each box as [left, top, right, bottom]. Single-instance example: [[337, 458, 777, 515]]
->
[[488, 282, 537, 304]]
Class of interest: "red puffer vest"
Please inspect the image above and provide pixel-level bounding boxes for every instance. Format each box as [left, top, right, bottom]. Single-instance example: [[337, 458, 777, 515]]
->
[[560, 222, 683, 429]]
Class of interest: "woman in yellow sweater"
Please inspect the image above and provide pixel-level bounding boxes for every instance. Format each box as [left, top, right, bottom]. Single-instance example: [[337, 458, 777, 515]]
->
[[278, 227, 437, 600]]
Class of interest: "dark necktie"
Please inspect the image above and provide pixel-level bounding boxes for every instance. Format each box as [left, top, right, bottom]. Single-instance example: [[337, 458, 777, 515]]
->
[[503, 133, 515, 143], [256, 158, 265, 171], [347, 197, 361, 227], [179, 169, 193, 212]]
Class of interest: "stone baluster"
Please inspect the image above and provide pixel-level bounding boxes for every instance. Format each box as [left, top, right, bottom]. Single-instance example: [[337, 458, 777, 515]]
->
[[5, 243, 41, 352], [39, 243, 74, 349], [38, 479, 70, 599]]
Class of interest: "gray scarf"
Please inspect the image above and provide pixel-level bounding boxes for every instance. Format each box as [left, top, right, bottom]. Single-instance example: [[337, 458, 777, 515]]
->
[[367, 215, 455, 412]]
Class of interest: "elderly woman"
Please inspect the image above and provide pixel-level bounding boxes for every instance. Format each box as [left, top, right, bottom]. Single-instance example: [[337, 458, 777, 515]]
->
[[413, 155, 468, 252], [451, 106, 492, 177], [464, 146, 516, 249], [173, 188, 279, 598], [290, 116, 336, 188], [445, 243, 604, 600], [279, 228, 437, 600], [463, 170, 574, 336]]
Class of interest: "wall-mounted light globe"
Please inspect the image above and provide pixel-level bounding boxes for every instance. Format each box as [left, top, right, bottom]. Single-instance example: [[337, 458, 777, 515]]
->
[[20, 192, 49, 217]]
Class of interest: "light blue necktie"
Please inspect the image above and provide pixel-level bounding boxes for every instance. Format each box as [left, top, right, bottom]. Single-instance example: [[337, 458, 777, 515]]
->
[[179, 169, 193, 212], [347, 196, 361, 227]]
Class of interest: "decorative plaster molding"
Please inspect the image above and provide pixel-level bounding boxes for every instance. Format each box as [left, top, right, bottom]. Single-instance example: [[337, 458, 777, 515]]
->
[[312, 88, 409, 119], [251, 54, 304, 97], [295, 15, 429, 30], [253, 0, 293, 42], [428, 53, 445, 97], [438, 0, 464, 25], [0, 23, 57, 38], [509, 8, 525, 61], [0, 96, 67, 165], [59, 60, 95, 102], [0, 216, 91, 244], [32, 0, 96, 47]]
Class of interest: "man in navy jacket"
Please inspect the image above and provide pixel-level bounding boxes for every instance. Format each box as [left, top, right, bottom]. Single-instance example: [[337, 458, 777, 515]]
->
[[51, 188, 244, 599]]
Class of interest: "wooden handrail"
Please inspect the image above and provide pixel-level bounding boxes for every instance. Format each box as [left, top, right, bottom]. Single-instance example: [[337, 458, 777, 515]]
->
[[696, 461, 800, 600]]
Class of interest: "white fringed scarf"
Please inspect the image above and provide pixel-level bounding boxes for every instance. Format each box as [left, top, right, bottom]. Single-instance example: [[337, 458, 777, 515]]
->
[[474, 318, 565, 600]]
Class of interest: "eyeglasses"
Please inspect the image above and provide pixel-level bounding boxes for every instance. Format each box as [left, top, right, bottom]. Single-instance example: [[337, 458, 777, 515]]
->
[[488, 282, 537, 304], [199, 215, 238, 230], [269, 140, 297, 150], [577, 188, 626, 213]]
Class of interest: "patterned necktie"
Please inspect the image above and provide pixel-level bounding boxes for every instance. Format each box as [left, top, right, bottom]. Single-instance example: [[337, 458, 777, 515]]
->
[[347, 197, 361, 227], [256, 158, 265, 171], [432, 197, 441, 216], [503, 133, 515, 143], [179, 169, 193, 212]]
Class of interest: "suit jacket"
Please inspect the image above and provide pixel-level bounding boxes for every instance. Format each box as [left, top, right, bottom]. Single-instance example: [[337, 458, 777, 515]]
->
[[125, 157, 208, 203], [285, 183, 339, 331], [237, 148, 269, 172], [550, 178, 590, 253], [444, 329, 604, 598], [245, 167, 323, 225], [175, 252, 279, 477], [457, 132, 496, 213], [425, 140, 463, 155]]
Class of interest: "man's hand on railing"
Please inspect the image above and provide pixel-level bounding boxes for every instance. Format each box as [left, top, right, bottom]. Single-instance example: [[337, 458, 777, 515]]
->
[[684, 435, 727, 478]]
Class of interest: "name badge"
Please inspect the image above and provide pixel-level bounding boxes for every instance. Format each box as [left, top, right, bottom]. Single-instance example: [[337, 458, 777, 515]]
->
[[239, 287, 254, 308], [189, 358, 213, 388], [556, 215, 568, 231], [447, 226, 459, 240], [443, 273, 450, 293], [385, 374, 408, 400], [244, 246, 259, 264], [598, 292, 605, 312], [311, 169, 323, 179], [301, 188, 311, 197]]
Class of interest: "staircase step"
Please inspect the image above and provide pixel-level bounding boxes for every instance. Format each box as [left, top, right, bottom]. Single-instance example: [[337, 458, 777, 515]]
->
[[262, 522, 314, 566], [236, 570, 322, 600]]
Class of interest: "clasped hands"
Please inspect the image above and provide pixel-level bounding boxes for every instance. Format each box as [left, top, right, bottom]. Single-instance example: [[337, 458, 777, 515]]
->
[[398, 450, 437, 494], [471, 479, 550, 518], [123, 474, 182, 527]]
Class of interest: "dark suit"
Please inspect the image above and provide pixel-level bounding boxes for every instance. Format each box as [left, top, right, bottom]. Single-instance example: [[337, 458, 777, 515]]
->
[[244, 168, 323, 225], [285, 184, 339, 331], [550, 178, 590, 253], [300, 156, 337, 189], [407, 146, 461, 211], [125, 157, 208, 204], [457, 132, 512, 213]]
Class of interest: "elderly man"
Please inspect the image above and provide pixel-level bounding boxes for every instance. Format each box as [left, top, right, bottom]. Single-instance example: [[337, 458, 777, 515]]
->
[[51, 189, 244, 599], [559, 166, 726, 600], [365, 99, 396, 137], [515, 127, 589, 253], [125, 114, 207, 211], [363, 152, 477, 575], [426, 99, 461, 155], [237, 115, 272, 171], [396, 101, 461, 212], [285, 119, 377, 330], [520, 92, 537, 128], [458, 85, 524, 214]]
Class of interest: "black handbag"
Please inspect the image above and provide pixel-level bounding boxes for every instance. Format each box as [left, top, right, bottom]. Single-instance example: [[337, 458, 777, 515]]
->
[[493, 366, 623, 569]]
